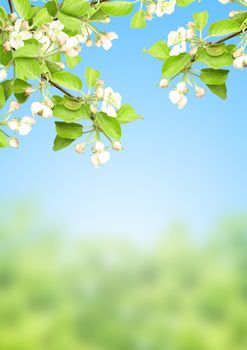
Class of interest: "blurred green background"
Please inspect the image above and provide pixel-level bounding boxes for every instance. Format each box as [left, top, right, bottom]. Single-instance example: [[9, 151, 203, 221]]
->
[[0, 204, 246, 350]]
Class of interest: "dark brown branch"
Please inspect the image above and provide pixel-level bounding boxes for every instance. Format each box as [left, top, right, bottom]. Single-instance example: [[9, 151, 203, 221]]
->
[[209, 29, 243, 46], [8, 0, 14, 13], [48, 79, 76, 99]]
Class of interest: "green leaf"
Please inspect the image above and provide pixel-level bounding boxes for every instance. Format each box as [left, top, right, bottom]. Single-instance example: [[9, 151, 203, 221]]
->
[[177, 0, 195, 6], [15, 58, 41, 80], [52, 72, 82, 92], [85, 67, 100, 89], [14, 44, 40, 58], [55, 121, 83, 139], [0, 85, 5, 109], [197, 49, 233, 69], [208, 20, 241, 36], [53, 103, 90, 122], [193, 11, 208, 31], [200, 68, 229, 85], [57, 11, 82, 34], [0, 129, 8, 148], [63, 96, 83, 111], [13, 0, 32, 20], [205, 44, 225, 57], [207, 83, 227, 100], [130, 10, 146, 29], [101, 2, 134, 16], [117, 104, 143, 124], [32, 8, 52, 27], [53, 135, 74, 151], [0, 80, 13, 101], [162, 53, 191, 78], [65, 55, 82, 69], [144, 41, 170, 60], [61, 0, 90, 17], [96, 113, 121, 140]]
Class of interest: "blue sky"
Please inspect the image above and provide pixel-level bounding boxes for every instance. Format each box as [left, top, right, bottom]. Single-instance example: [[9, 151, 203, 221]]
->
[[1, 0, 247, 240]]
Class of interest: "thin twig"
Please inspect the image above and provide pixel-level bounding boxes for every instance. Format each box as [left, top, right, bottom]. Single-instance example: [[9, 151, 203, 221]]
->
[[7, 0, 14, 13]]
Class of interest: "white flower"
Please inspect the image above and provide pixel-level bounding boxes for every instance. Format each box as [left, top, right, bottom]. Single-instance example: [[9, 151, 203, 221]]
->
[[62, 37, 80, 57], [156, 0, 176, 17], [168, 27, 187, 56], [169, 90, 188, 109], [91, 154, 101, 168], [9, 19, 32, 49], [8, 118, 19, 131], [177, 94, 187, 109], [17, 116, 35, 136], [97, 32, 118, 51], [31, 102, 53, 119], [47, 21, 65, 42], [97, 151, 110, 164], [0, 69, 7, 81], [101, 87, 122, 118], [233, 56, 247, 69], [9, 137, 19, 148], [41, 105, 53, 119], [218, 0, 232, 4], [169, 90, 181, 104]]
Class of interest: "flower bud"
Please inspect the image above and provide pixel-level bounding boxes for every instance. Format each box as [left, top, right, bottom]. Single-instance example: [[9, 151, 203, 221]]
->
[[186, 29, 194, 40], [190, 47, 198, 56], [112, 141, 122, 151], [90, 105, 97, 114], [159, 78, 169, 88], [3, 41, 11, 52], [9, 13, 17, 22], [9, 137, 19, 148], [0, 69, 7, 81], [10, 101, 20, 111], [229, 11, 237, 18], [75, 143, 85, 154], [86, 39, 93, 47], [177, 82, 187, 93], [233, 48, 244, 58], [148, 4, 156, 14], [25, 87, 33, 96], [94, 141, 105, 152], [195, 87, 205, 98]]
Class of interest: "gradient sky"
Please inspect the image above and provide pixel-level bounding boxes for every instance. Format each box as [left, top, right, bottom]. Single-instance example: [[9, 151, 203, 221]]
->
[[1, 0, 247, 240]]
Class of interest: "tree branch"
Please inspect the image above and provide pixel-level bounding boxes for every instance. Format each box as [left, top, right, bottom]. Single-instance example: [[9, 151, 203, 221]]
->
[[8, 0, 14, 13], [48, 79, 77, 99], [209, 29, 243, 45]]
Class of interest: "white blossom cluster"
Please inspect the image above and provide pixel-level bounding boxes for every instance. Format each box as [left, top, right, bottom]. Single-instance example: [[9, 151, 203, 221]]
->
[[145, 0, 176, 21]]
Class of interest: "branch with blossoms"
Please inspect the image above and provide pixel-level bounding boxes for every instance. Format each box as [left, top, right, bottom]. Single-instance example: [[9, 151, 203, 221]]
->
[[0, 0, 195, 167], [146, 0, 247, 109]]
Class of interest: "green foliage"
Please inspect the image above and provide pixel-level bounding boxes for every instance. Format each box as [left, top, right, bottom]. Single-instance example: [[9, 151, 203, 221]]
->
[[0, 208, 247, 349]]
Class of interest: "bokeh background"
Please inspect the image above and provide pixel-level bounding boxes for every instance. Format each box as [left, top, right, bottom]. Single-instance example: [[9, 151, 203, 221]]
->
[[1, 0, 247, 349]]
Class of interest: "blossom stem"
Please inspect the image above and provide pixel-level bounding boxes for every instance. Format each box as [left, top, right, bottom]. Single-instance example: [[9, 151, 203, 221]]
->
[[8, 0, 14, 13]]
